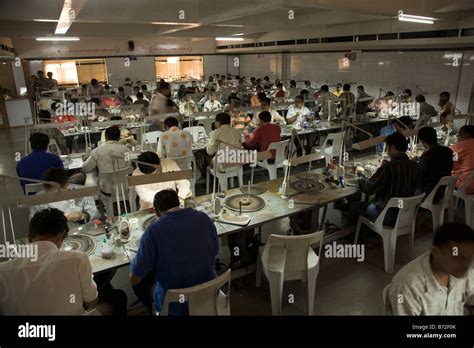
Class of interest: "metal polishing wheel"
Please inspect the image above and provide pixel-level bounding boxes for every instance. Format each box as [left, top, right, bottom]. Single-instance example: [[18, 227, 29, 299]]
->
[[225, 193, 266, 212], [290, 179, 326, 195], [61, 234, 96, 255], [239, 185, 266, 195], [142, 216, 158, 231], [296, 172, 323, 181]]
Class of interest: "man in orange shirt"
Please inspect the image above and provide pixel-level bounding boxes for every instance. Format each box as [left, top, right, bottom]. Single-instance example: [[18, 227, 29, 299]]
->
[[451, 125, 474, 194], [250, 85, 264, 107]]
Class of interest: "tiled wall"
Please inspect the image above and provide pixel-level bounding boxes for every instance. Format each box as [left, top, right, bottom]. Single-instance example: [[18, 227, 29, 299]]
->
[[288, 50, 474, 113]]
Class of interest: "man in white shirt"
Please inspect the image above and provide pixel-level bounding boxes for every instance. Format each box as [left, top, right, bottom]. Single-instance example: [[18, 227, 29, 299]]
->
[[206, 112, 242, 161], [317, 85, 338, 120], [261, 97, 286, 125], [286, 95, 311, 125], [179, 93, 198, 117], [148, 82, 177, 130], [203, 93, 222, 112], [0, 208, 99, 315], [83, 126, 130, 194], [157, 117, 192, 159], [30, 168, 98, 229], [387, 222, 474, 315], [132, 151, 192, 209]]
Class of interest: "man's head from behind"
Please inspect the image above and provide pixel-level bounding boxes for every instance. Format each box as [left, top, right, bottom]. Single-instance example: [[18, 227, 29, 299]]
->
[[458, 125, 474, 142], [42, 167, 68, 190], [395, 116, 414, 133], [28, 208, 69, 246], [164, 116, 179, 130], [385, 132, 408, 159], [29, 132, 50, 151], [153, 189, 180, 217], [39, 109, 52, 123], [432, 222, 474, 278], [261, 97, 271, 111], [158, 82, 171, 97], [137, 151, 160, 174], [417, 126, 438, 147], [258, 111, 272, 125], [105, 126, 121, 141], [215, 112, 231, 128]]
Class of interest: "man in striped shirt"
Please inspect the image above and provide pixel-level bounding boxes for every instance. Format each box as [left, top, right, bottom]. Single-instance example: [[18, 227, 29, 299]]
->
[[355, 132, 422, 244]]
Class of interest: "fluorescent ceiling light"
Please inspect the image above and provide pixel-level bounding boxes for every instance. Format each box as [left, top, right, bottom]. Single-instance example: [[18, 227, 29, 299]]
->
[[215, 37, 244, 41], [397, 11, 435, 24], [214, 24, 244, 28], [34, 19, 59, 23], [232, 33, 244, 36], [152, 22, 200, 26], [36, 37, 80, 41], [55, 0, 87, 34]]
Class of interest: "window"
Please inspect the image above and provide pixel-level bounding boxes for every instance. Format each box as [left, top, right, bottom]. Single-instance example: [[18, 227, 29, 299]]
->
[[43, 59, 107, 86], [155, 56, 203, 81]]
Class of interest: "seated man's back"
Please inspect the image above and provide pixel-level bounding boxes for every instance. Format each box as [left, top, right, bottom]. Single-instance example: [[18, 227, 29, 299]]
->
[[157, 126, 192, 159], [17, 133, 64, 191], [131, 190, 218, 315]]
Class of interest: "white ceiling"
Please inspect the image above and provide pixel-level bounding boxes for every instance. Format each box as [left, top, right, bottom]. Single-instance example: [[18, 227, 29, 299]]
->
[[0, 0, 473, 39]]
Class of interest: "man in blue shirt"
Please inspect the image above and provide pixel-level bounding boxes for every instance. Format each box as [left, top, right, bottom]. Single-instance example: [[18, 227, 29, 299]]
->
[[130, 189, 219, 315], [16, 133, 64, 192], [377, 116, 414, 154]]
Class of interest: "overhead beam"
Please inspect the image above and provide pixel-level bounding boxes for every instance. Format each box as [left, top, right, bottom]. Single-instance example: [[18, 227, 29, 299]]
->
[[55, 0, 87, 35]]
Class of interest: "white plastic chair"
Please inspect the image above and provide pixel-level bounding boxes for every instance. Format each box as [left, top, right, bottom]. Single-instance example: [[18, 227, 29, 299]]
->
[[171, 154, 197, 197], [98, 166, 133, 217], [382, 283, 392, 315], [312, 132, 344, 166], [454, 171, 474, 226], [129, 185, 139, 212], [255, 230, 324, 315], [252, 139, 289, 181], [160, 269, 231, 316], [143, 131, 162, 145], [183, 126, 207, 142], [206, 163, 243, 193], [24, 183, 44, 196], [197, 118, 215, 136], [354, 194, 425, 273], [48, 139, 61, 156], [420, 176, 457, 232]]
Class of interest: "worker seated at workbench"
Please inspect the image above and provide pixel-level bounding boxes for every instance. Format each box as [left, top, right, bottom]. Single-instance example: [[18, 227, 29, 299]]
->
[[29, 168, 99, 229], [0, 208, 127, 315], [129, 189, 219, 315], [132, 151, 192, 210]]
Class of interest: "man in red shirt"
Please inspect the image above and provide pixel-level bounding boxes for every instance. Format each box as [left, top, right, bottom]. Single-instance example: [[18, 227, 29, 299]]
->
[[451, 125, 474, 194], [244, 111, 281, 161]]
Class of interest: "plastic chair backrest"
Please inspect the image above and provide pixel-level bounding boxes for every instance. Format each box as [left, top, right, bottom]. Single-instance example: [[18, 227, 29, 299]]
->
[[423, 176, 457, 207], [183, 126, 207, 142], [161, 269, 231, 316], [264, 231, 324, 274], [374, 194, 425, 231], [48, 139, 61, 156], [144, 131, 162, 144], [459, 171, 474, 194], [382, 283, 392, 315], [25, 183, 44, 196], [129, 185, 138, 212], [267, 139, 290, 164], [171, 154, 195, 172], [98, 166, 133, 193], [322, 132, 344, 155]]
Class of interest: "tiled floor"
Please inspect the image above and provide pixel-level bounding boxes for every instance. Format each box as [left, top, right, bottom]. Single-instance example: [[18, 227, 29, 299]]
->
[[0, 126, 466, 315]]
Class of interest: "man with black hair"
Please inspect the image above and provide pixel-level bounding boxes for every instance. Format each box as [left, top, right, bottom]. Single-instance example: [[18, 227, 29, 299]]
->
[[416, 126, 453, 197], [46, 72, 58, 90], [274, 82, 286, 98], [141, 84, 151, 100], [157, 117, 192, 159], [387, 222, 474, 315], [148, 81, 178, 130], [317, 84, 338, 120], [207, 112, 241, 159], [451, 125, 474, 194], [339, 83, 356, 116], [438, 91, 455, 126], [0, 208, 99, 314], [286, 95, 311, 125], [415, 95, 437, 127], [287, 80, 299, 100], [333, 83, 343, 98], [244, 111, 281, 160], [87, 78, 104, 98], [354, 133, 421, 244], [130, 189, 218, 315], [29, 168, 98, 228], [99, 116, 137, 146], [17, 133, 64, 191], [260, 97, 285, 124], [132, 151, 191, 209], [133, 92, 149, 108], [83, 126, 129, 193]]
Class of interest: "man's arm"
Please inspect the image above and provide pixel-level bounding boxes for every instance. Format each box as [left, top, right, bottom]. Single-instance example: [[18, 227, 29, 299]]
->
[[244, 127, 260, 149], [206, 130, 217, 156], [78, 254, 99, 309], [129, 231, 156, 286], [358, 165, 386, 196], [82, 150, 97, 173], [389, 283, 423, 315]]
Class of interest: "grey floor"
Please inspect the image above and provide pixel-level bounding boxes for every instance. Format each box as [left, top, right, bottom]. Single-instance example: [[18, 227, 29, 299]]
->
[[0, 126, 466, 315]]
